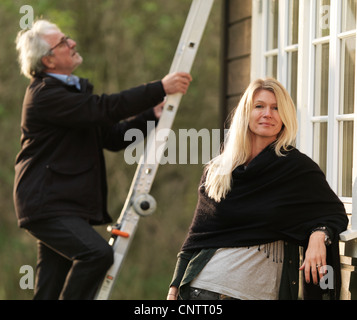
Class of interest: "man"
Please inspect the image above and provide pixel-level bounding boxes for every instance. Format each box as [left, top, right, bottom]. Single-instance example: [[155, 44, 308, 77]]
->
[[14, 20, 192, 300]]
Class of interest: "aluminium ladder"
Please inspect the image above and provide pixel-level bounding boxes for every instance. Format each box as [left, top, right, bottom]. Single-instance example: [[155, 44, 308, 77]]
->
[[95, 0, 214, 300]]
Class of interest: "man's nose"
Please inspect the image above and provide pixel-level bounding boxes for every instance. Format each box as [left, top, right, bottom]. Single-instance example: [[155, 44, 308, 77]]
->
[[68, 38, 77, 48]]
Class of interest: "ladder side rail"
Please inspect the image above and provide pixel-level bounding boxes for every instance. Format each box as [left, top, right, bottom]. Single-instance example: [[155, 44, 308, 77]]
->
[[95, 0, 214, 300], [140, 0, 214, 188]]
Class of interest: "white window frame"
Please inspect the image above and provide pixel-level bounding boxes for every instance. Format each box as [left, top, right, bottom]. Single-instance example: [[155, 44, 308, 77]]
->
[[251, 0, 357, 239]]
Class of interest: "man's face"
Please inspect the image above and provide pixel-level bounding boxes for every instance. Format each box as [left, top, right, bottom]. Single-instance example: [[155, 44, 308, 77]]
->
[[42, 31, 83, 75]]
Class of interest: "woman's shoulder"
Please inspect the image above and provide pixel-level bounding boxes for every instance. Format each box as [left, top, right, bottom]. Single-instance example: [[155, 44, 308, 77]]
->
[[281, 146, 322, 171]]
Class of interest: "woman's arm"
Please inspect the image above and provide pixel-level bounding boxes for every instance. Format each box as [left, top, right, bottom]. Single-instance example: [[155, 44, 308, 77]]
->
[[167, 286, 179, 300], [166, 251, 194, 300], [299, 230, 328, 285]]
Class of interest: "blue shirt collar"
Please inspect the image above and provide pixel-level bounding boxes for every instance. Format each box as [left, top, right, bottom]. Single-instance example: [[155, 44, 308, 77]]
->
[[47, 73, 81, 90]]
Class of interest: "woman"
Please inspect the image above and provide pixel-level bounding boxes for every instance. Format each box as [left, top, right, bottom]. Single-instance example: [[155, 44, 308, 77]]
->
[[167, 78, 348, 300]]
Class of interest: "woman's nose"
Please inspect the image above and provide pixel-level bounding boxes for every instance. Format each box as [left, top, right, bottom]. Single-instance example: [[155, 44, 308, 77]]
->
[[263, 108, 272, 118]]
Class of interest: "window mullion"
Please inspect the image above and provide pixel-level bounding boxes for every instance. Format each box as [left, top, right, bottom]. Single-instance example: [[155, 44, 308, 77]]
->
[[305, 0, 318, 158], [251, 0, 264, 79], [352, 33, 357, 230], [261, 0, 269, 77], [326, 0, 341, 190], [296, 1, 310, 151], [278, 0, 288, 85]]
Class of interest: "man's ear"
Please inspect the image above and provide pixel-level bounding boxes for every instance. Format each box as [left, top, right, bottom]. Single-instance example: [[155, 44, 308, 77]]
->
[[41, 55, 55, 70]]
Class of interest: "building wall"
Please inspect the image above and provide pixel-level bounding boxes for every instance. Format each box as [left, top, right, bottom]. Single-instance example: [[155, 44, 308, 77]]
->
[[220, 0, 252, 127], [221, 0, 356, 300]]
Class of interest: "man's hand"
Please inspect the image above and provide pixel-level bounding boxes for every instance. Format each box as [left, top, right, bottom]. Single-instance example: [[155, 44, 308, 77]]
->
[[153, 100, 165, 119], [162, 72, 192, 95]]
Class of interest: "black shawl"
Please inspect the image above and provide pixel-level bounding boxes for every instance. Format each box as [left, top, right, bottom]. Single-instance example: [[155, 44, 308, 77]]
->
[[181, 145, 348, 251]]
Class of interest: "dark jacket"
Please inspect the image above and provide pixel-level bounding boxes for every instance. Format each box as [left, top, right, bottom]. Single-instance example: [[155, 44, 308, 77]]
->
[[13, 73, 166, 227]]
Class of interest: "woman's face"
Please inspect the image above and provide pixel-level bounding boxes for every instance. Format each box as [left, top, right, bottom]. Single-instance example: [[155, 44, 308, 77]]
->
[[248, 89, 283, 145]]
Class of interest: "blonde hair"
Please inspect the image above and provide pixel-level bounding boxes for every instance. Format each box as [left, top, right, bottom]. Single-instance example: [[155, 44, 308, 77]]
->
[[205, 78, 298, 202], [16, 20, 60, 78]]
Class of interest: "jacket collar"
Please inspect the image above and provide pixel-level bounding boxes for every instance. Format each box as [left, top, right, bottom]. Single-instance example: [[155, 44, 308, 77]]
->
[[33, 72, 93, 93]]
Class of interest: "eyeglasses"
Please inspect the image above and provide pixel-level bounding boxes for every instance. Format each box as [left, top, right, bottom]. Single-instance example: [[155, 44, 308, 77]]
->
[[50, 36, 71, 52]]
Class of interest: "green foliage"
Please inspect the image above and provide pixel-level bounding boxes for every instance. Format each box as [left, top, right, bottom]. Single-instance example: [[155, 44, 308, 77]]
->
[[0, 0, 222, 300]]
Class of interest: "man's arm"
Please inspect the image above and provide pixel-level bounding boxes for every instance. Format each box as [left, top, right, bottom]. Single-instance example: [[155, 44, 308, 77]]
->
[[33, 72, 191, 128]]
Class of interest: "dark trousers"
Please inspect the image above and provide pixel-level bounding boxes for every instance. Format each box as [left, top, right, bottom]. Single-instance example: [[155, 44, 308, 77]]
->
[[189, 287, 238, 300], [25, 216, 113, 300]]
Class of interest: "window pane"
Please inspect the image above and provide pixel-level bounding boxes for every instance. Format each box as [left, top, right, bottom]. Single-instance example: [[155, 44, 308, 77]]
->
[[341, 37, 356, 114], [316, 0, 331, 38], [288, 51, 298, 104], [339, 121, 354, 197], [266, 55, 278, 78], [313, 122, 328, 173], [314, 43, 330, 116], [342, 0, 357, 32], [288, 0, 300, 45], [267, 0, 279, 50]]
